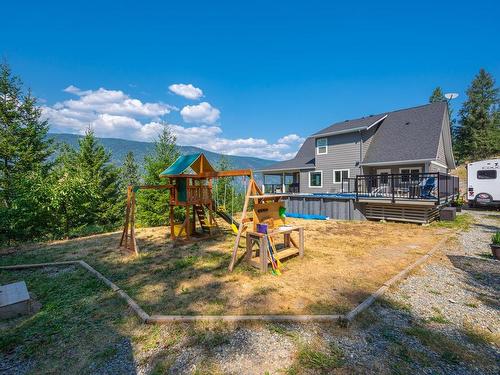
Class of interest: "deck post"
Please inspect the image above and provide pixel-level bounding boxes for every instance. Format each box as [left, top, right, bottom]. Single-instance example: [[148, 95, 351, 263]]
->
[[355, 177, 359, 201], [437, 172, 440, 204], [391, 174, 395, 203], [445, 174, 449, 203]]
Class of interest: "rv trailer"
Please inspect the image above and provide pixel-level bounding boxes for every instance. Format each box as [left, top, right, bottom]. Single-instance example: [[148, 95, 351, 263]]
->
[[467, 158, 500, 207]]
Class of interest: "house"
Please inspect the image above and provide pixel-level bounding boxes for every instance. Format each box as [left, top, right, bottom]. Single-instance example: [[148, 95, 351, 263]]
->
[[260, 102, 459, 223]]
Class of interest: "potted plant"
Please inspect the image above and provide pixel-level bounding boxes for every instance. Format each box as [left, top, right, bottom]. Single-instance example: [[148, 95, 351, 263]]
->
[[451, 195, 465, 212], [491, 232, 500, 260]]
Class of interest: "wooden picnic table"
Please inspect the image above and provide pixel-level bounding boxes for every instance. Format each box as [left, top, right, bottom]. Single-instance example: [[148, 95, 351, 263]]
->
[[245, 225, 304, 273]]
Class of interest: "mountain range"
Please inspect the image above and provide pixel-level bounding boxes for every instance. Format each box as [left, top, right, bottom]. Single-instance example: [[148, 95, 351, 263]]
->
[[50, 133, 276, 171]]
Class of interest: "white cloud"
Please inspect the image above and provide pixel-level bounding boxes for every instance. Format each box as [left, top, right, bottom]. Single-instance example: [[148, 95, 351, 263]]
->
[[180, 102, 220, 124], [42, 85, 300, 160], [56, 86, 173, 118], [278, 133, 305, 144], [168, 83, 203, 100]]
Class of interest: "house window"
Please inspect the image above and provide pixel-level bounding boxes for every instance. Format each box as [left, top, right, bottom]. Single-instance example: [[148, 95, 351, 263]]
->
[[477, 170, 497, 179], [316, 138, 327, 155], [309, 171, 322, 188], [333, 169, 350, 183], [400, 168, 422, 182]]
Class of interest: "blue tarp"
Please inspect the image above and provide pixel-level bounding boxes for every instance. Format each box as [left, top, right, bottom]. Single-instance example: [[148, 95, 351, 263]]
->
[[286, 212, 329, 220]]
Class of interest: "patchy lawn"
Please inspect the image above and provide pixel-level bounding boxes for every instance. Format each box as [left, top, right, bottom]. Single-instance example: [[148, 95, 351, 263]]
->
[[2, 213, 498, 374], [1, 218, 449, 316]]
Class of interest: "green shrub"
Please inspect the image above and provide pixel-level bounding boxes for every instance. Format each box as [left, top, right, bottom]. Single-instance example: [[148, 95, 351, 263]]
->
[[491, 231, 500, 245]]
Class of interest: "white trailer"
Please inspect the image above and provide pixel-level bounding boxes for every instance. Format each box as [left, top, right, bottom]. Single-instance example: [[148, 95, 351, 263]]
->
[[467, 158, 500, 207]]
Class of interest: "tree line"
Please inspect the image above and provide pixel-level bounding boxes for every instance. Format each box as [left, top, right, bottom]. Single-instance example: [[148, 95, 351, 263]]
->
[[429, 68, 499, 162], [1, 63, 498, 244], [0, 63, 244, 244]]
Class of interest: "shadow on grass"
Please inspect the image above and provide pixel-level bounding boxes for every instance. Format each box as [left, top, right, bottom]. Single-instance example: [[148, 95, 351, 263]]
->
[[447, 255, 500, 311], [0, 266, 138, 374], [352, 295, 499, 374]]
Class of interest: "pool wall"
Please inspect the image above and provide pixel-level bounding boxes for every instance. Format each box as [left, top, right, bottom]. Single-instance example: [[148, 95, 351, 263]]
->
[[283, 195, 366, 221]]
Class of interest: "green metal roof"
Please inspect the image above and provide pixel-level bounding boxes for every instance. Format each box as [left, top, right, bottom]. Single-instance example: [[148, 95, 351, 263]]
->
[[160, 153, 201, 176]]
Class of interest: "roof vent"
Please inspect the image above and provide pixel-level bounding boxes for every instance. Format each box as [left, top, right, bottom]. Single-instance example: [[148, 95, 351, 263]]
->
[[405, 121, 411, 125]]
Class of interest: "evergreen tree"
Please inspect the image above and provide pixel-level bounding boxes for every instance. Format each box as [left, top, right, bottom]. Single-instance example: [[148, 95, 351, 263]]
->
[[213, 156, 233, 211], [121, 151, 140, 187], [75, 128, 121, 226], [136, 125, 179, 226], [213, 156, 245, 213], [0, 62, 54, 242], [454, 69, 500, 162], [429, 86, 456, 134], [429, 87, 446, 103], [48, 145, 98, 238]]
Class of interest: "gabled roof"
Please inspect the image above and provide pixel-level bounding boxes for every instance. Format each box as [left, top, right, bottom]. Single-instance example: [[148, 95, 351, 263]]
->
[[312, 113, 387, 137], [362, 102, 448, 165], [259, 137, 315, 172], [159, 153, 215, 176], [260, 102, 452, 172]]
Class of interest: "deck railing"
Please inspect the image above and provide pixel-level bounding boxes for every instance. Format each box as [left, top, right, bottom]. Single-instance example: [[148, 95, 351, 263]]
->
[[354, 172, 459, 203], [264, 183, 300, 194]]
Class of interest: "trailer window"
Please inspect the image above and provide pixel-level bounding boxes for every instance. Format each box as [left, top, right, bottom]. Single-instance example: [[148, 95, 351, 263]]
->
[[477, 170, 497, 179]]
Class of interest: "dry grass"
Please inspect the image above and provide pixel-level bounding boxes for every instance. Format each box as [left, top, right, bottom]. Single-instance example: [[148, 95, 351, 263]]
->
[[0, 218, 449, 316]]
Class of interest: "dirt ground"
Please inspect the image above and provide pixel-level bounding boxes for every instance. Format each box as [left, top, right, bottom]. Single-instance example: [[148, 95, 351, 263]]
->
[[2, 218, 448, 316], [1, 213, 498, 374]]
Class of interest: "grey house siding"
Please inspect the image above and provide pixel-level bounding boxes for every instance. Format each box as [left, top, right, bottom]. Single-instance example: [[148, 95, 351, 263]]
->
[[313, 132, 366, 193], [364, 164, 426, 175], [428, 163, 447, 173], [299, 169, 317, 193], [361, 125, 378, 159], [436, 132, 447, 166]]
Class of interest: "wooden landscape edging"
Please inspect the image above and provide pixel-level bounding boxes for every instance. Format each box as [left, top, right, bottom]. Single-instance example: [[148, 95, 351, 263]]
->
[[0, 235, 450, 325]]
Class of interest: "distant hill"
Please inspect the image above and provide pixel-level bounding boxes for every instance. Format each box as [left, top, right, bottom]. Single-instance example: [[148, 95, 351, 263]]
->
[[50, 133, 276, 171]]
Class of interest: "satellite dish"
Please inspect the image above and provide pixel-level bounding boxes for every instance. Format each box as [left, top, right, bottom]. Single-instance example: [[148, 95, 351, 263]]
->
[[444, 93, 459, 100]]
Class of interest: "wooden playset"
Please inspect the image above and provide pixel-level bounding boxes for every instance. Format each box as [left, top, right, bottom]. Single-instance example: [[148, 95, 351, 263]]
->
[[120, 153, 252, 252], [119, 153, 305, 273]]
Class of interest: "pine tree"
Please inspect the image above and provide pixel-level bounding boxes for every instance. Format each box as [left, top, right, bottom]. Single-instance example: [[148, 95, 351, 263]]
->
[[454, 69, 500, 162], [429, 87, 446, 103], [121, 151, 140, 187], [429, 86, 456, 135], [75, 128, 121, 227], [213, 156, 233, 211], [136, 125, 179, 226], [0, 62, 54, 242], [213, 156, 245, 213], [48, 145, 98, 238]]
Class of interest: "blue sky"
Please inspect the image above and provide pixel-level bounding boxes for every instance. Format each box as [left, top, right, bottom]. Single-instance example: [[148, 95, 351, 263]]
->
[[1, 1, 499, 160]]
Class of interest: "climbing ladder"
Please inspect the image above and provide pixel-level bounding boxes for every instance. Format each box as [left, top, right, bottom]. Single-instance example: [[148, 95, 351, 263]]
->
[[194, 205, 212, 234]]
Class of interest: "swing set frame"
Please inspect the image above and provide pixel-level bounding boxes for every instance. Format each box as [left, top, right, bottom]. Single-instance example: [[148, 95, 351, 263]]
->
[[119, 153, 254, 254]]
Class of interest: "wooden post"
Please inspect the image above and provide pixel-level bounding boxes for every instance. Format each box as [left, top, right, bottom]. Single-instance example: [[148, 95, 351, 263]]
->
[[260, 235, 268, 273], [245, 235, 253, 261], [170, 204, 175, 240], [120, 186, 132, 248], [185, 205, 190, 240], [228, 178, 254, 271], [129, 191, 139, 255], [284, 232, 291, 248], [298, 227, 304, 258]]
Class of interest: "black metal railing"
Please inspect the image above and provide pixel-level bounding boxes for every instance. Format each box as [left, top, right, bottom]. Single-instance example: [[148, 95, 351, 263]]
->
[[354, 172, 459, 203], [263, 183, 300, 194], [341, 178, 357, 194]]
